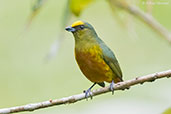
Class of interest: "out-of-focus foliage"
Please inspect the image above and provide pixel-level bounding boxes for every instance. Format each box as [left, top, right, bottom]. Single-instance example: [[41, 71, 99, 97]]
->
[[46, 0, 70, 61], [29, 0, 47, 24], [163, 108, 171, 114], [69, 0, 94, 16], [32, 0, 45, 11]]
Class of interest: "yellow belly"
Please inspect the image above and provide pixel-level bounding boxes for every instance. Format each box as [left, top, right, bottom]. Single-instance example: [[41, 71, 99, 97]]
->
[[75, 49, 114, 83]]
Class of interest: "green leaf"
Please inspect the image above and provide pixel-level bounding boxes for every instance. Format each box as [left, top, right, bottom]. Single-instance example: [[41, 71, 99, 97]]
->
[[163, 108, 171, 114], [69, 0, 94, 16]]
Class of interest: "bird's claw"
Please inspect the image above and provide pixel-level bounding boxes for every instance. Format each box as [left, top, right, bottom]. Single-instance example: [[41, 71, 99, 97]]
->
[[110, 80, 115, 95], [83, 83, 96, 100], [83, 89, 93, 100]]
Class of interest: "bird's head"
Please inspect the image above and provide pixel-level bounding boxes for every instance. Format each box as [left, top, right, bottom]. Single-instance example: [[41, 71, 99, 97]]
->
[[65, 21, 98, 41]]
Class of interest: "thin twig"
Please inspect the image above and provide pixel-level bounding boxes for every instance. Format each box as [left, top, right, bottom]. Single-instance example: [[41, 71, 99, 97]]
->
[[108, 0, 171, 43], [0, 70, 171, 114]]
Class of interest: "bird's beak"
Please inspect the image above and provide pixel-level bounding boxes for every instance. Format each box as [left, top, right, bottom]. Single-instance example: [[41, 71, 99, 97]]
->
[[65, 26, 76, 32]]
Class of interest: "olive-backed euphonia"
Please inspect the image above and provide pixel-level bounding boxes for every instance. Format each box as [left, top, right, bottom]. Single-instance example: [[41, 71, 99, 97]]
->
[[65, 21, 123, 98]]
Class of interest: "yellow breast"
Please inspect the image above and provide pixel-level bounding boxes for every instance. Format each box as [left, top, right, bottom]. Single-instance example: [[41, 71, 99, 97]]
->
[[75, 45, 114, 83]]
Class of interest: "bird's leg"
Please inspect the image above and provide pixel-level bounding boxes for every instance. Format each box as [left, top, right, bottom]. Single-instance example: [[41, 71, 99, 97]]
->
[[110, 80, 115, 95], [84, 83, 96, 100]]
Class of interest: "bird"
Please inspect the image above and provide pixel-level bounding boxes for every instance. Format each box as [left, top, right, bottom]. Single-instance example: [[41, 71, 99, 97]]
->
[[65, 21, 123, 98]]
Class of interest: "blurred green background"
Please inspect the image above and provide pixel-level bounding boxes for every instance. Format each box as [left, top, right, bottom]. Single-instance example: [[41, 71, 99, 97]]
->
[[0, 0, 171, 114]]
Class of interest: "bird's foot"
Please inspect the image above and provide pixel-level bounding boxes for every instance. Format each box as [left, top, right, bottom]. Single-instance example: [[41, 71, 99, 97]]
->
[[83, 83, 96, 100], [83, 88, 93, 100], [110, 80, 115, 95]]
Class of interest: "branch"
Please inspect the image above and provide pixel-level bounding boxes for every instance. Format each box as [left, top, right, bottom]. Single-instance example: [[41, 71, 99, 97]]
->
[[108, 0, 171, 43], [0, 70, 171, 114]]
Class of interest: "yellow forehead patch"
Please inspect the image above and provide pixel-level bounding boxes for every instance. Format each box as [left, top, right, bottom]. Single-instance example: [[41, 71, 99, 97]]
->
[[71, 21, 84, 27]]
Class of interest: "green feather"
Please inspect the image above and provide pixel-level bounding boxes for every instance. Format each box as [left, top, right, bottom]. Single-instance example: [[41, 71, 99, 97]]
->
[[97, 38, 123, 81]]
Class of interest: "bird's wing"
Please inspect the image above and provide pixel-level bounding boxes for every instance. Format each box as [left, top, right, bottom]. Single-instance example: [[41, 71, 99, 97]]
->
[[99, 40, 123, 81]]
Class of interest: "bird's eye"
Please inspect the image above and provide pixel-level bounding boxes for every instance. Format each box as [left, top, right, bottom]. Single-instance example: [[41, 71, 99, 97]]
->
[[80, 25, 84, 29]]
